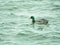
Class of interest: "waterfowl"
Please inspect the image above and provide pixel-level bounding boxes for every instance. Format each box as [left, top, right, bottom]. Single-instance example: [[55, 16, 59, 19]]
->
[[30, 16, 48, 25]]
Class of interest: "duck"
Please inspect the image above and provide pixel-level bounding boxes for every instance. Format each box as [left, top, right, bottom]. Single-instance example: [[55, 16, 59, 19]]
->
[[30, 16, 48, 25]]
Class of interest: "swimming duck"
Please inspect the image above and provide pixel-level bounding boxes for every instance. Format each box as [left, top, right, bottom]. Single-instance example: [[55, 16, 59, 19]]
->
[[30, 16, 48, 25]]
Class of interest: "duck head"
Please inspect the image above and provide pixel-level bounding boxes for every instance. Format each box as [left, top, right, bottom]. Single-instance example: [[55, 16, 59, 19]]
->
[[30, 16, 35, 24], [30, 16, 34, 19]]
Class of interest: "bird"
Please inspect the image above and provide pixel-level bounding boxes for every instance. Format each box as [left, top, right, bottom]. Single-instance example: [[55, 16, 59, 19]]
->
[[30, 16, 48, 25]]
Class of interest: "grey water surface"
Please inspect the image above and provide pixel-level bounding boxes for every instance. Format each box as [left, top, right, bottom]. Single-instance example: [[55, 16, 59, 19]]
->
[[0, 0, 60, 45]]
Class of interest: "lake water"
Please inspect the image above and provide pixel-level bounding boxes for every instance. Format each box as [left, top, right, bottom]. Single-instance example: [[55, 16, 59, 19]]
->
[[0, 0, 60, 45]]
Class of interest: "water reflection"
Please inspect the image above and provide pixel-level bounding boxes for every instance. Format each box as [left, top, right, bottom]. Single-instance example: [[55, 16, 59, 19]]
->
[[31, 23, 49, 31]]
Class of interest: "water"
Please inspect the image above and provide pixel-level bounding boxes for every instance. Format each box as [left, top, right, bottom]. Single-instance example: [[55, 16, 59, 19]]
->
[[0, 0, 60, 45]]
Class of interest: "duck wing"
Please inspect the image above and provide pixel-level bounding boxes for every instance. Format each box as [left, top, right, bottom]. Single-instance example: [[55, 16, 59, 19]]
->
[[36, 19, 48, 24]]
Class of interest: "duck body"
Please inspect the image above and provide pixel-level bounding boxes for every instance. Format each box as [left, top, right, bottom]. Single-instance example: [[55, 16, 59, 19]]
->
[[30, 16, 48, 25]]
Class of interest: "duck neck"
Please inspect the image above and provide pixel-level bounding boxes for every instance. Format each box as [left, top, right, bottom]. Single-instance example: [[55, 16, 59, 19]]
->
[[32, 18, 35, 24]]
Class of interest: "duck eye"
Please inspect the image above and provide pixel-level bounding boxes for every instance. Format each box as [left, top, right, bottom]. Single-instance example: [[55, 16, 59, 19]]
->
[[30, 16, 32, 18]]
